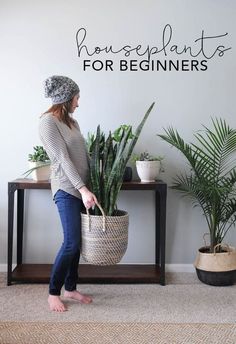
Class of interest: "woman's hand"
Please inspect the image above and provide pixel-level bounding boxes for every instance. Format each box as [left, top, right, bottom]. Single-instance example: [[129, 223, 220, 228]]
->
[[79, 186, 98, 209]]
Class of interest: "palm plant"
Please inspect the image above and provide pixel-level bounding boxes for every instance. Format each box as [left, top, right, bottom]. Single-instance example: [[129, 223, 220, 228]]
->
[[158, 118, 236, 253], [89, 102, 155, 216]]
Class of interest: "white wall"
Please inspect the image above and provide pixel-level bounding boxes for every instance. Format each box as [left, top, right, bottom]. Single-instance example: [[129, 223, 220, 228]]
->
[[0, 0, 236, 266]]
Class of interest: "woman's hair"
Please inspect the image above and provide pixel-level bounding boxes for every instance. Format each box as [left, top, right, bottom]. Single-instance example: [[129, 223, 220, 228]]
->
[[43, 99, 76, 129]]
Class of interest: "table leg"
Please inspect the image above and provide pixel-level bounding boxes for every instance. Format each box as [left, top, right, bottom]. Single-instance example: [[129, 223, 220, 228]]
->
[[155, 190, 160, 266], [7, 183, 16, 286], [17, 189, 24, 265], [159, 184, 167, 286]]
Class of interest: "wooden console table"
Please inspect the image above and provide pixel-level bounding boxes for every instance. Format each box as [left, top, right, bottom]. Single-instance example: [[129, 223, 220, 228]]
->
[[8, 179, 167, 285]]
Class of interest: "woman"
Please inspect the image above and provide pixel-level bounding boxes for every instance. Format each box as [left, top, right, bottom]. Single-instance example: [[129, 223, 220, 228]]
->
[[39, 75, 97, 312]]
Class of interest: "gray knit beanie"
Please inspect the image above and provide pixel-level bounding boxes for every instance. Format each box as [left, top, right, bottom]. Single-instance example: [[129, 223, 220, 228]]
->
[[44, 75, 80, 104]]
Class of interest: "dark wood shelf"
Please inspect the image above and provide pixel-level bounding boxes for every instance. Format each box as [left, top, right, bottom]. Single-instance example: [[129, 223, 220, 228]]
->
[[10, 178, 166, 190], [11, 264, 161, 284]]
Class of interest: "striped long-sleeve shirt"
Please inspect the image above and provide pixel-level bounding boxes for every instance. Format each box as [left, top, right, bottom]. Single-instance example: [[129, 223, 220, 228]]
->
[[38, 113, 90, 200]]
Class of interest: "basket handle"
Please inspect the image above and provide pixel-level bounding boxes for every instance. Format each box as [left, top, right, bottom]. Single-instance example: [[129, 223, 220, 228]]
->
[[86, 201, 106, 232], [213, 243, 231, 255]]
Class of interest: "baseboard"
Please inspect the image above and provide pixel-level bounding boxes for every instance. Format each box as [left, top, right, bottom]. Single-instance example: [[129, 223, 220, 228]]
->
[[0, 264, 195, 273], [0, 264, 7, 272], [166, 264, 195, 273], [0, 264, 16, 272]]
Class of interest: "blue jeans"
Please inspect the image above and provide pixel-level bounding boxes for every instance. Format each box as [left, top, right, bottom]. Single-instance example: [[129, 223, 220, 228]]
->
[[49, 189, 83, 295]]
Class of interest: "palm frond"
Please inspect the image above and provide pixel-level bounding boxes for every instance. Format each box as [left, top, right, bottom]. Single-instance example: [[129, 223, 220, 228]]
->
[[159, 117, 236, 251]]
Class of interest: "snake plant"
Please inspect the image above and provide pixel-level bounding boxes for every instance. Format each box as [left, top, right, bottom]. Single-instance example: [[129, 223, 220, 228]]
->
[[88, 102, 155, 215], [158, 118, 236, 253]]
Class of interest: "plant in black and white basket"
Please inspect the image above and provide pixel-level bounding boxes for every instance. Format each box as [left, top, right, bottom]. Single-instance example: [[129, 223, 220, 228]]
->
[[158, 118, 236, 286]]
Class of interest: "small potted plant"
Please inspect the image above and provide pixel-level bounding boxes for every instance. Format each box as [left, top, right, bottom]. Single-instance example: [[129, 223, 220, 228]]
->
[[158, 118, 236, 286], [24, 145, 51, 181], [132, 151, 164, 182]]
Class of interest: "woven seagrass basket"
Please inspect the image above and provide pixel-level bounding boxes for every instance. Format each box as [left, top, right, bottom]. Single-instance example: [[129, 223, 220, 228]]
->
[[81, 203, 129, 265]]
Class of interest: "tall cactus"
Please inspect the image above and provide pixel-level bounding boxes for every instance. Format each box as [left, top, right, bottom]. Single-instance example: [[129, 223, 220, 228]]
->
[[88, 102, 155, 215]]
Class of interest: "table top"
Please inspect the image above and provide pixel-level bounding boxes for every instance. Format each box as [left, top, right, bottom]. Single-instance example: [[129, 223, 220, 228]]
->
[[9, 178, 167, 191]]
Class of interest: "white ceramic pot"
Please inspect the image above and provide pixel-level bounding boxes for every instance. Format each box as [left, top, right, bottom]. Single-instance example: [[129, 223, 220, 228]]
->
[[28, 161, 51, 181], [136, 160, 161, 182]]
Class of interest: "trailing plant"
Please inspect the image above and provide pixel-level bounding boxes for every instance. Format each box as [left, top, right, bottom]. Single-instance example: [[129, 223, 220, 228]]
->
[[88, 102, 155, 216], [158, 118, 236, 253]]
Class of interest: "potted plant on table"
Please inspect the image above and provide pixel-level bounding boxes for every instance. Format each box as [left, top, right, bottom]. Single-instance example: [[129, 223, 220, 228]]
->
[[132, 151, 164, 182], [81, 102, 155, 265], [23, 145, 51, 181], [158, 118, 236, 286]]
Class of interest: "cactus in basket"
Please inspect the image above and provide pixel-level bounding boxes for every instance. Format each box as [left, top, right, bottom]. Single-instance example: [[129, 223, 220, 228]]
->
[[88, 102, 155, 215]]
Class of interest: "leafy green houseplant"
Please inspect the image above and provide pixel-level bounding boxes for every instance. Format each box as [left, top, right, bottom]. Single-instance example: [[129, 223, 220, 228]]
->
[[158, 118, 236, 285], [86, 124, 134, 183], [28, 145, 50, 162], [81, 103, 155, 265], [23, 145, 51, 181], [112, 125, 135, 182], [86, 125, 135, 156], [132, 151, 163, 182], [87, 103, 155, 216]]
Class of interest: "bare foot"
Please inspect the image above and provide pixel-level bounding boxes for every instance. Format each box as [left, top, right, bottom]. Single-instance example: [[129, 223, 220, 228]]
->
[[48, 295, 67, 312], [64, 290, 93, 304]]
